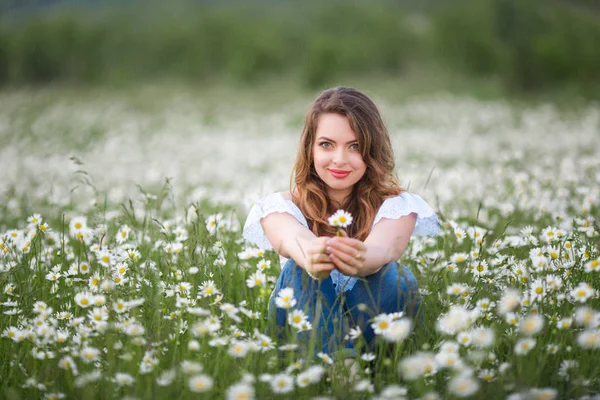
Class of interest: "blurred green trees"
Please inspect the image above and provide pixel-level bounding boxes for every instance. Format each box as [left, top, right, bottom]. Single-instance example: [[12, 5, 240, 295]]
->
[[1, 0, 599, 98]]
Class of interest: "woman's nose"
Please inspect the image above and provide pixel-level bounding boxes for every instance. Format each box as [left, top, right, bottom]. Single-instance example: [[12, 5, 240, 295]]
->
[[332, 148, 348, 164]]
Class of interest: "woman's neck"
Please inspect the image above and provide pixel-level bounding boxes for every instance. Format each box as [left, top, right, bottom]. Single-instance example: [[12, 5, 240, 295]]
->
[[328, 188, 351, 209]]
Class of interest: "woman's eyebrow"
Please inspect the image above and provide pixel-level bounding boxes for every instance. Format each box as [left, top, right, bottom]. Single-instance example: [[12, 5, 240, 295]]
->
[[316, 136, 358, 144]]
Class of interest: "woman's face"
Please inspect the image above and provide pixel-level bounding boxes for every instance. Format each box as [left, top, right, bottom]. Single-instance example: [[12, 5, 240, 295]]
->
[[312, 113, 367, 205]]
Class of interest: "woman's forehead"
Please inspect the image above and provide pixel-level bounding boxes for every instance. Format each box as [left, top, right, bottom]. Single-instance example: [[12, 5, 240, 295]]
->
[[315, 114, 357, 141]]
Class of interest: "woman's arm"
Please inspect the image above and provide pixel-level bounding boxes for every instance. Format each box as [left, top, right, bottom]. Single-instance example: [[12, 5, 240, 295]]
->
[[326, 213, 417, 277], [260, 212, 335, 279]]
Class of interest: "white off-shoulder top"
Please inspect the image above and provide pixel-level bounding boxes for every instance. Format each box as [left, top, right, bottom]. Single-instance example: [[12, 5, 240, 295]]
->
[[242, 192, 439, 293]]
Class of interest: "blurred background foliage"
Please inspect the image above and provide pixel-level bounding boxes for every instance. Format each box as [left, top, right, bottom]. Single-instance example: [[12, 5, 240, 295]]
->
[[0, 0, 599, 99]]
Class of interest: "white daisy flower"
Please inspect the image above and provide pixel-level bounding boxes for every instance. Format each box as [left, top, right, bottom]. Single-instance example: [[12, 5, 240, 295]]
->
[[226, 382, 255, 400], [269, 373, 294, 393], [188, 374, 213, 393], [448, 375, 479, 397], [275, 287, 296, 309], [514, 338, 536, 355], [328, 210, 353, 228]]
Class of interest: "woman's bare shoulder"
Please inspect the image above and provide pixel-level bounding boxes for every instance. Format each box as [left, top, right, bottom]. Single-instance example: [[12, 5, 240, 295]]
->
[[279, 191, 293, 201]]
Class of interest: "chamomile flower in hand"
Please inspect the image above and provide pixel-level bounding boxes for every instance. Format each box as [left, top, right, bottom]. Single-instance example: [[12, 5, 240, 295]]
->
[[328, 210, 353, 236], [329, 209, 353, 236]]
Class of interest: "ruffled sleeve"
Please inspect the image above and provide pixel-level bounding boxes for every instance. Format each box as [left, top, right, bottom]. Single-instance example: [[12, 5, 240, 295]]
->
[[373, 192, 439, 236], [242, 193, 308, 250]]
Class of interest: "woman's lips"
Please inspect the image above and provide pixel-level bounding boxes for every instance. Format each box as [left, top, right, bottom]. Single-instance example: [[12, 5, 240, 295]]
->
[[329, 169, 351, 179]]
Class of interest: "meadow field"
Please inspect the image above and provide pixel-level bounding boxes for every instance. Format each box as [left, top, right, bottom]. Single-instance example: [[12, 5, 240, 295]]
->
[[0, 86, 599, 399]]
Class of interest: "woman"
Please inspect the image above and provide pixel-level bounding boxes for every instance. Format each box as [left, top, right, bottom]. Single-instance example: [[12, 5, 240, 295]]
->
[[243, 86, 438, 359]]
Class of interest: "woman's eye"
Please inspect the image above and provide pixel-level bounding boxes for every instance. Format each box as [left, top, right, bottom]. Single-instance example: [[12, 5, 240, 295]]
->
[[319, 142, 332, 148], [350, 144, 359, 151]]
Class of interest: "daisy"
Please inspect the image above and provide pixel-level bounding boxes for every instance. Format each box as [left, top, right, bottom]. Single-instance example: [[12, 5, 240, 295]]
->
[[514, 338, 536, 355], [398, 352, 436, 380], [498, 289, 521, 315], [226, 382, 255, 400], [328, 210, 353, 228], [188, 375, 213, 393], [470, 327, 495, 348], [378, 384, 408, 399], [255, 333, 274, 352], [114, 373, 135, 386], [296, 365, 325, 387], [436, 306, 473, 334], [74, 292, 94, 308], [448, 375, 479, 397], [478, 369, 496, 382], [584, 257, 600, 273], [27, 213, 42, 226], [570, 282, 595, 303], [519, 314, 544, 336], [115, 225, 131, 244], [371, 313, 395, 335], [199, 280, 220, 297], [505, 312, 519, 326], [558, 360, 578, 379], [575, 307, 598, 328], [471, 260, 490, 277], [354, 379, 375, 393], [57, 356, 78, 375], [79, 262, 91, 275], [528, 388, 558, 400], [577, 330, 600, 349], [556, 317, 572, 330], [541, 226, 559, 243], [447, 283, 468, 296], [156, 369, 176, 387], [434, 352, 463, 370], [80, 347, 100, 363], [228, 340, 252, 358], [288, 309, 308, 329], [269, 373, 294, 393], [246, 271, 266, 288], [317, 352, 334, 365], [451, 253, 469, 263], [275, 287, 296, 309], [454, 227, 466, 241], [546, 344, 559, 354], [349, 326, 362, 340], [475, 298, 495, 312], [256, 259, 271, 270], [69, 217, 87, 238], [88, 307, 109, 323], [181, 360, 203, 374], [457, 331, 472, 346], [382, 319, 412, 342], [96, 250, 113, 268]]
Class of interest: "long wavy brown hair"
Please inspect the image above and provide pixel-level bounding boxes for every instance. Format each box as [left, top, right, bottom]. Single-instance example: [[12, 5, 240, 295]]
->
[[291, 86, 403, 241]]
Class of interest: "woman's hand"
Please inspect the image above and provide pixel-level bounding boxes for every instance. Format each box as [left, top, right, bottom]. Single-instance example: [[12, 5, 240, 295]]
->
[[326, 230, 368, 277], [304, 237, 335, 279]]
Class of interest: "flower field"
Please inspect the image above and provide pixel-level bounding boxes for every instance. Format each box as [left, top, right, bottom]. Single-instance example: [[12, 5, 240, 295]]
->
[[0, 87, 599, 399]]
